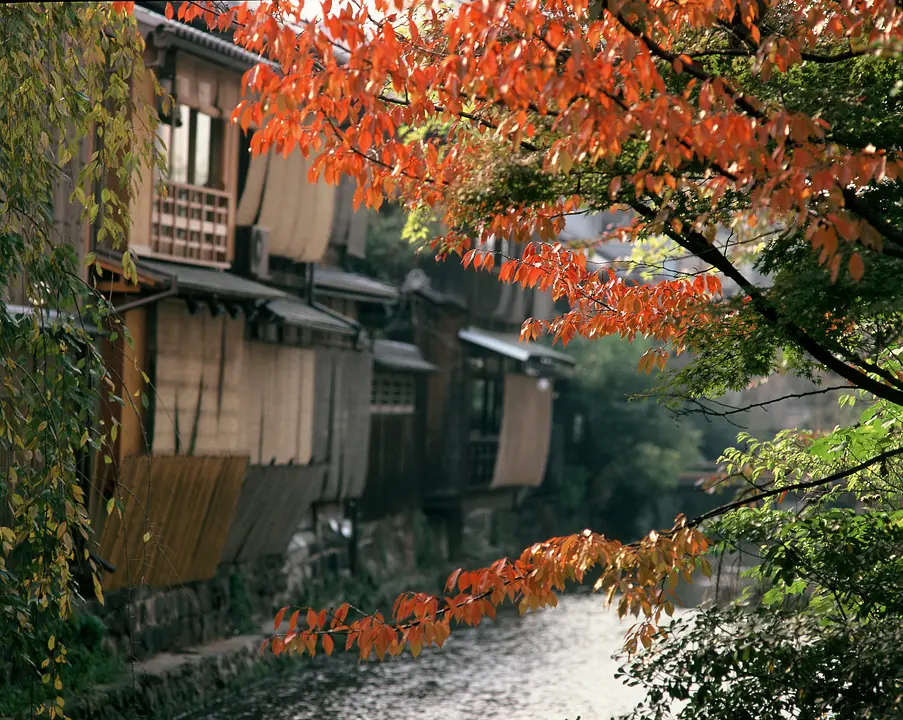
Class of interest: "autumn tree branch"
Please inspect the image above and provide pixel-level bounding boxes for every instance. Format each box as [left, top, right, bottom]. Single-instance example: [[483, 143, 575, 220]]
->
[[609, 9, 903, 257], [669, 384, 852, 419], [687, 445, 903, 528], [628, 200, 903, 406], [688, 46, 866, 63]]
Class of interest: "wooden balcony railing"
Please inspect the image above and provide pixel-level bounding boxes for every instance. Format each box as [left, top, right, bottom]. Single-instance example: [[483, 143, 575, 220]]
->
[[150, 180, 232, 266]]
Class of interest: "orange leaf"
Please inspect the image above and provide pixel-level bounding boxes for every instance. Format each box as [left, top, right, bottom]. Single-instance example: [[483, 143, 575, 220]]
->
[[848, 252, 865, 282], [446, 569, 463, 592], [335, 603, 350, 624], [322, 634, 335, 656], [274, 606, 288, 630]]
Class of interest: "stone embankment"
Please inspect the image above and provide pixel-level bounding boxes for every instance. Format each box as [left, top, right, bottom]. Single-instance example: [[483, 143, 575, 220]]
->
[[70, 629, 287, 720]]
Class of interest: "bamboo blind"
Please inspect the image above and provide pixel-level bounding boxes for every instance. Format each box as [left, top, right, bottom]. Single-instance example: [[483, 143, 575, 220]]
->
[[241, 342, 315, 465], [490, 374, 553, 489], [96, 454, 248, 591], [153, 300, 245, 455], [219, 463, 326, 565]]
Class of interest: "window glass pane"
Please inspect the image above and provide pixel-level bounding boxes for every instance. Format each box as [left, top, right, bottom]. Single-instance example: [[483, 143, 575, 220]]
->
[[170, 106, 191, 183], [194, 112, 212, 186]]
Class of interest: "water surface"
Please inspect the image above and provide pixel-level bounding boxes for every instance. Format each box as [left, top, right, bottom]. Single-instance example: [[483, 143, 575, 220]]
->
[[192, 594, 657, 720]]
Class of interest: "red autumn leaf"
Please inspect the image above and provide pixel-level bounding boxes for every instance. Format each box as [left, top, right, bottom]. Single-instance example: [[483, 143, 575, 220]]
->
[[163, 0, 903, 665], [273, 606, 287, 631], [849, 252, 865, 282]]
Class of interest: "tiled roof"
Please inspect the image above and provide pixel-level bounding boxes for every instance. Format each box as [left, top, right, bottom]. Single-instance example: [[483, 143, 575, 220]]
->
[[266, 297, 357, 335]]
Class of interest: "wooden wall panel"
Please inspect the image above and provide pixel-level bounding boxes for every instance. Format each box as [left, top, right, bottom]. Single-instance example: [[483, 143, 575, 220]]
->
[[413, 303, 467, 495], [96, 454, 248, 590], [324, 350, 345, 501], [93, 307, 148, 499], [360, 412, 417, 521], [119, 307, 148, 460], [342, 351, 373, 500], [311, 351, 333, 464], [152, 300, 245, 455], [219, 464, 325, 565]]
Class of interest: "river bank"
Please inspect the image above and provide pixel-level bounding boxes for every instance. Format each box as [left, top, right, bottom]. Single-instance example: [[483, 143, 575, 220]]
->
[[52, 510, 725, 720], [58, 512, 507, 719], [186, 593, 660, 720]]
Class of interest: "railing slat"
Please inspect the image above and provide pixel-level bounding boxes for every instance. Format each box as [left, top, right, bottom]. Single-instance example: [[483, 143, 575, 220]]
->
[[149, 179, 233, 267]]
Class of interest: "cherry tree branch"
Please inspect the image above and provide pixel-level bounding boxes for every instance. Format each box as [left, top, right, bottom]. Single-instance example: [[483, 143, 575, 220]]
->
[[688, 445, 903, 527]]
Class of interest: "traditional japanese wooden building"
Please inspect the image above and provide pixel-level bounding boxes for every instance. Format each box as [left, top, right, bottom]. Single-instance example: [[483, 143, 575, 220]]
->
[[363, 237, 575, 554], [80, 3, 400, 590], [6, 0, 578, 585]]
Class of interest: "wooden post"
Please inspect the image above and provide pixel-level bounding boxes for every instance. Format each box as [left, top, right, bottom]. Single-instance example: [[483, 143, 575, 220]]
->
[[346, 499, 359, 575]]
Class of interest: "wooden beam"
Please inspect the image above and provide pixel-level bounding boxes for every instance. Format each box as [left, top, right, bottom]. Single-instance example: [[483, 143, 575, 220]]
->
[[95, 280, 143, 295]]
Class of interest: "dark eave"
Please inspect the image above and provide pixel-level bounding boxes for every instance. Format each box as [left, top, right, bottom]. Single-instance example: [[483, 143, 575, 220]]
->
[[137, 258, 288, 302], [458, 326, 575, 367], [265, 297, 357, 336], [133, 4, 273, 73], [373, 339, 438, 373], [314, 265, 399, 304]]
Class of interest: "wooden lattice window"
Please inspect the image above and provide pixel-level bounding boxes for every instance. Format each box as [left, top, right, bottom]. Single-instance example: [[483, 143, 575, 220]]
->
[[370, 373, 415, 414]]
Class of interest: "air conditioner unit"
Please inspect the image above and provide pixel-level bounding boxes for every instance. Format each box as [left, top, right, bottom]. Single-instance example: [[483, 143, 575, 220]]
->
[[234, 225, 270, 280]]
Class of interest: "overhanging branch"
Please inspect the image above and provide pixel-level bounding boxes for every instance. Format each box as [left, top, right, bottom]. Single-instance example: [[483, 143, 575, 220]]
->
[[688, 445, 903, 527]]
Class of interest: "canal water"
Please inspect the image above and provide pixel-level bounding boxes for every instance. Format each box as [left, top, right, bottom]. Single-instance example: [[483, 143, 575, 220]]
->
[[190, 594, 662, 720]]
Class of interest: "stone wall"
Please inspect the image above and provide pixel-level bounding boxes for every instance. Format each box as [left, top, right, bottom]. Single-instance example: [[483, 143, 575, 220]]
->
[[70, 510, 487, 719], [94, 555, 288, 660]]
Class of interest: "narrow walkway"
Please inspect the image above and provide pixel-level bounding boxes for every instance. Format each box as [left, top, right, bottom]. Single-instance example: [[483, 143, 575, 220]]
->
[[134, 627, 270, 678]]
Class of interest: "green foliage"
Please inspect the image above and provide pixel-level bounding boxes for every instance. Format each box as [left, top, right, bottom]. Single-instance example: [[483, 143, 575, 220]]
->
[[358, 204, 423, 285], [0, 614, 125, 719], [617, 605, 903, 720], [617, 395, 903, 719], [228, 569, 256, 635], [544, 337, 706, 541], [0, 4, 163, 716]]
